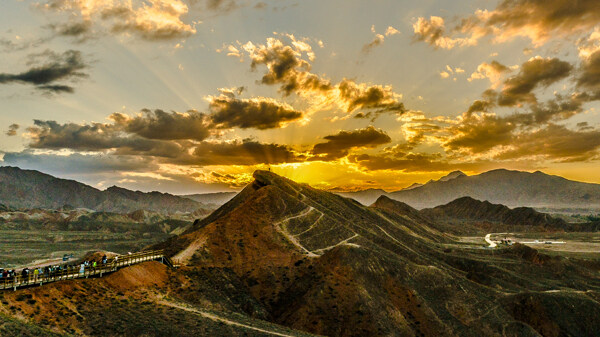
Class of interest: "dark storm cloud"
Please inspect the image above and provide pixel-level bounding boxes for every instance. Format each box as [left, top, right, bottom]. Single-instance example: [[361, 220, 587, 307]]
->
[[311, 126, 392, 160], [497, 57, 572, 106], [0, 50, 87, 93], [22, 117, 307, 167], [179, 139, 305, 166], [444, 90, 597, 159], [26, 119, 185, 158], [110, 109, 212, 141], [455, 56, 580, 155], [6, 124, 19, 136], [444, 114, 517, 154], [517, 94, 586, 125], [577, 50, 600, 91], [446, 94, 587, 155], [338, 79, 406, 116], [467, 99, 494, 114], [349, 153, 448, 172], [208, 95, 303, 129], [494, 124, 600, 162]]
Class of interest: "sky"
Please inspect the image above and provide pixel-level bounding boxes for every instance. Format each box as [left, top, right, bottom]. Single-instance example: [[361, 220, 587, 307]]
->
[[1, 0, 600, 194]]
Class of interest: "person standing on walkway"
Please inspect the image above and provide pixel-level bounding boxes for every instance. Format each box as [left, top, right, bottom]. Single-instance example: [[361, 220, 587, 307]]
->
[[33, 268, 39, 282], [79, 263, 85, 276]]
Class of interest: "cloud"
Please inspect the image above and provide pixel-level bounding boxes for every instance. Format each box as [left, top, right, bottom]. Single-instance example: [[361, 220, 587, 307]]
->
[[445, 92, 593, 157], [466, 57, 573, 112], [468, 60, 515, 86], [207, 94, 303, 129], [245, 36, 330, 96], [494, 124, 600, 162], [188, 0, 245, 14], [1, 150, 158, 175], [237, 35, 406, 119], [0, 36, 52, 52], [47, 20, 93, 42], [385, 26, 400, 36], [362, 25, 399, 53], [181, 139, 305, 166], [412, 16, 477, 49], [22, 115, 307, 167], [577, 28, 600, 60], [467, 97, 495, 114], [363, 33, 385, 53], [444, 113, 517, 154], [110, 109, 212, 141], [0, 49, 87, 93], [311, 126, 391, 160], [39, 0, 196, 41], [497, 56, 572, 106], [519, 94, 587, 125], [349, 152, 457, 172], [338, 79, 406, 118], [26, 119, 187, 159], [414, 0, 600, 49], [6, 124, 19, 136], [577, 49, 600, 91]]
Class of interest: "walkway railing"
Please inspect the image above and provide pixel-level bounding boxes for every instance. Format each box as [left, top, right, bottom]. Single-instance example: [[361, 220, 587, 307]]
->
[[0, 250, 172, 291]]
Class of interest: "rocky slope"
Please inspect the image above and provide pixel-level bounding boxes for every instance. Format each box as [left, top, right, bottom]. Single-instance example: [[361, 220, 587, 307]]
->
[[0, 166, 205, 214], [333, 188, 388, 206], [153, 170, 600, 337], [2, 171, 599, 336], [181, 192, 237, 207], [0, 261, 319, 336]]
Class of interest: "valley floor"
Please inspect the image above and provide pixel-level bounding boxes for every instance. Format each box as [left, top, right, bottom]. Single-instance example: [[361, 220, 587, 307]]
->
[[459, 232, 600, 258], [0, 230, 170, 268]]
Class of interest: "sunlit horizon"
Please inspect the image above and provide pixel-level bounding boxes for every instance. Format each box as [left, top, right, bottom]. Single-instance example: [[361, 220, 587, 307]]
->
[[1, 0, 600, 194]]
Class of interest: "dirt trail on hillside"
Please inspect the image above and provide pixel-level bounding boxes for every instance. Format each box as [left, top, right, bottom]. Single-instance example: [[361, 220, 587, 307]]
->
[[158, 300, 300, 337], [173, 235, 207, 264]]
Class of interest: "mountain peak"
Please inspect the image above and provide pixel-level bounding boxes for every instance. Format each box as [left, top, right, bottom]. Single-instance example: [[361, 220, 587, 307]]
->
[[438, 170, 466, 182], [253, 170, 287, 188]]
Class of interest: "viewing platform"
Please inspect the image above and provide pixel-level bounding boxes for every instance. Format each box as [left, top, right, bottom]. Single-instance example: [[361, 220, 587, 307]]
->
[[0, 250, 176, 291]]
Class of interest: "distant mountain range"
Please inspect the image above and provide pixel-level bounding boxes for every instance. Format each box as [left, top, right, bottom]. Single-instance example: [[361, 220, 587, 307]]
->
[[0, 166, 221, 214], [337, 169, 600, 210], [181, 192, 237, 206]]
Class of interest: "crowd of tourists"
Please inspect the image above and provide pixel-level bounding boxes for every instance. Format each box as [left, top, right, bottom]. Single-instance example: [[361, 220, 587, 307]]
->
[[1, 254, 112, 284]]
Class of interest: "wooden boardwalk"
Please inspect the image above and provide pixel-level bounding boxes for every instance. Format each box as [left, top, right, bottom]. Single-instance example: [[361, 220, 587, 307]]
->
[[0, 250, 175, 291]]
